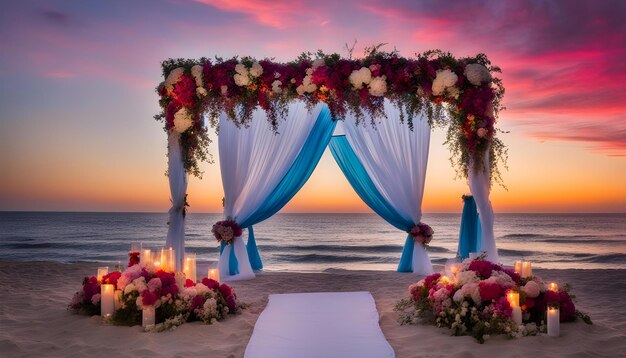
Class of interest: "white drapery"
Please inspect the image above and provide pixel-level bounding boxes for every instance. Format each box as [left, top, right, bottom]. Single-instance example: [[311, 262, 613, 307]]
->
[[468, 150, 499, 262], [218, 101, 326, 281], [164, 131, 188, 271], [342, 100, 434, 275]]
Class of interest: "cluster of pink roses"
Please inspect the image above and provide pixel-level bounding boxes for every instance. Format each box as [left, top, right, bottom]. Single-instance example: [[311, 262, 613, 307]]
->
[[69, 271, 122, 315]]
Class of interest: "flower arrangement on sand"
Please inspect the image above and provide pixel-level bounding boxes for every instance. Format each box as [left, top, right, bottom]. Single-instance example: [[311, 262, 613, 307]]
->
[[395, 256, 592, 343], [69, 263, 246, 331]]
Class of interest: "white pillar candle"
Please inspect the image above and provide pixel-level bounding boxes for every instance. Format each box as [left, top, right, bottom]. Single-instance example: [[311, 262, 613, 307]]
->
[[507, 291, 520, 308], [142, 306, 155, 328], [208, 268, 220, 282], [142, 249, 152, 265], [160, 248, 168, 272], [97, 267, 109, 282], [184, 253, 197, 282], [547, 306, 560, 337], [549, 282, 559, 292], [101, 284, 115, 317], [514, 260, 522, 274], [168, 248, 175, 272], [521, 261, 532, 278], [114, 289, 122, 310], [512, 306, 522, 325]]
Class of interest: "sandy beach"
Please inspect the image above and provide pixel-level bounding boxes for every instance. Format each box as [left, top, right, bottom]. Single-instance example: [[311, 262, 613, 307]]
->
[[0, 260, 625, 358]]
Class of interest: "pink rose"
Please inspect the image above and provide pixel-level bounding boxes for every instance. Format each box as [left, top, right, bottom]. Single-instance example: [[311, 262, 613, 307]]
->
[[147, 278, 162, 292], [477, 127, 488, 138], [522, 281, 540, 298]]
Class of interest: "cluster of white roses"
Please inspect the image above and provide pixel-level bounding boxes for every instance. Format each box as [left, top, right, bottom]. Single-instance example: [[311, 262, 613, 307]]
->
[[234, 62, 263, 87], [295, 59, 324, 96], [162, 65, 207, 134], [464, 63, 491, 86], [348, 65, 387, 96], [432, 69, 460, 99]]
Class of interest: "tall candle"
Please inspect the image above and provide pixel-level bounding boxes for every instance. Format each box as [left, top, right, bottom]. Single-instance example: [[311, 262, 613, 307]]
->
[[521, 261, 532, 278], [208, 268, 220, 282], [512, 306, 522, 325], [549, 282, 559, 292], [507, 291, 520, 308], [101, 284, 115, 317], [160, 248, 168, 272], [514, 260, 522, 274], [142, 306, 155, 328], [114, 289, 122, 310], [97, 267, 109, 282], [168, 248, 175, 272], [184, 253, 197, 282], [142, 249, 152, 265], [547, 306, 560, 337]]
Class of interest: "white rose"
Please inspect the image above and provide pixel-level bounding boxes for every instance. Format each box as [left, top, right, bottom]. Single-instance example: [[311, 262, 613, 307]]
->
[[235, 63, 248, 75], [271, 80, 282, 93], [349, 67, 372, 89], [368, 76, 387, 96], [296, 84, 305, 96], [305, 68, 314, 76], [173, 107, 193, 133], [464, 63, 491, 86], [191, 65, 204, 87], [432, 69, 458, 96], [124, 283, 136, 295], [196, 87, 208, 97], [164, 67, 185, 90], [249, 62, 263, 78], [234, 73, 250, 86]]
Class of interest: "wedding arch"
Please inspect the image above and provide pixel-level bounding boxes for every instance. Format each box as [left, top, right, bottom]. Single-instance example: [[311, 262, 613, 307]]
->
[[154, 49, 507, 281]]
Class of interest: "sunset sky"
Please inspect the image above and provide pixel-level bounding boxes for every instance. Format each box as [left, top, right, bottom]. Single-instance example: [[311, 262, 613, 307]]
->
[[0, 0, 624, 213]]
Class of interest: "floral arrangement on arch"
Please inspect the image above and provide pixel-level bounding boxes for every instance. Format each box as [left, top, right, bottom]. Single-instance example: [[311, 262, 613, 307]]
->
[[409, 222, 434, 247], [211, 219, 242, 245], [394, 258, 592, 343], [69, 263, 245, 331], [155, 47, 507, 185]]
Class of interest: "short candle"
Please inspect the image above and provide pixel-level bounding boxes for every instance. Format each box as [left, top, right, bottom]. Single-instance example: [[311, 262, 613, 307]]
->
[[184, 253, 197, 282], [97, 267, 109, 282], [521, 261, 532, 278], [547, 306, 560, 337], [142, 249, 152, 265], [142, 306, 155, 328], [208, 268, 220, 282], [101, 284, 115, 317], [514, 260, 522, 274]]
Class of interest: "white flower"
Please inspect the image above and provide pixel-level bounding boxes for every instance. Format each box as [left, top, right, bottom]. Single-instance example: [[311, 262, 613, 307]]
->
[[235, 63, 248, 75], [124, 283, 136, 295], [164, 67, 185, 90], [296, 74, 317, 95], [91, 293, 101, 305], [456, 270, 479, 286], [234, 73, 250, 86], [368, 75, 387, 96], [349, 67, 372, 89], [464, 63, 491, 86], [312, 58, 325, 69], [271, 80, 282, 93], [305, 68, 314, 76], [432, 69, 458, 96], [522, 281, 540, 298], [196, 87, 208, 97], [249, 62, 263, 78], [195, 283, 210, 295], [274, 72, 281, 79], [220, 85, 228, 95], [173, 107, 193, 134], [191, 65, 204, 87], [132, 277, 147, 293]]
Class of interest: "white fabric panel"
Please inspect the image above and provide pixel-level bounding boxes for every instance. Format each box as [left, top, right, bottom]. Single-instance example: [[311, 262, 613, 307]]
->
[[218, 101, 325, 281], [468, 150, 499, 262], [218, 234, 255, 281], [342, 99, 433, 274], [164, 132, 187, 271], [244, 292, 395, 358]]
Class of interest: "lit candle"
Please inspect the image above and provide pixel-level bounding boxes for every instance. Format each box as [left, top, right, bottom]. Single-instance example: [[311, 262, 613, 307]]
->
[[160, 248, 168, 272], [114, 289, 122, 310], [549, 282, 559, 292], [97, 267, 109, 282], [521, 261, 532, 278], [184, 253, 197, 282], [208, 268, 220, 282], [514, 260, 522, 274], [142, 249, 152, 266], [547, 306, 560, 337], [101, 284, 115, 317], [168, 248, 175, 272], [142, 306, 155, 328], [507, 291, 520, 307], [512, 307, 522, 325]]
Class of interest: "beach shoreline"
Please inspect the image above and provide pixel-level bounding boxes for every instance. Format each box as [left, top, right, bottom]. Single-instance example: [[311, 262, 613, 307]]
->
[[1, 260, 625, 357]]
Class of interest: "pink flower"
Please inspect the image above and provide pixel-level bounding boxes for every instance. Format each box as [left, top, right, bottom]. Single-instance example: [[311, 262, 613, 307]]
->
[[522, 281, 540, 298], [185, 279, 196, 288], [147, 278, 162, 292], [478, 281, 501, 302], [141, 290, 158, 306], [477, 127, 488, 138], [202, 278, 220, 290], [468, 260, 499, 279], [424, 273, 441, 289]]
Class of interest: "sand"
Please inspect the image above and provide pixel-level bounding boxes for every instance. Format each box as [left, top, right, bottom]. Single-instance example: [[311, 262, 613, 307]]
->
[[0, 260, 625, 358]]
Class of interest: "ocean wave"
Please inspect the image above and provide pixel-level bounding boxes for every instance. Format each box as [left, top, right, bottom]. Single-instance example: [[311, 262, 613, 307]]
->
[[273, 253, 397, 263]]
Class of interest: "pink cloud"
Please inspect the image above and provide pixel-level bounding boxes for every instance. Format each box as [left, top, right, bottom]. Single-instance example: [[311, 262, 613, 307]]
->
[[193, 0, 310, 28]]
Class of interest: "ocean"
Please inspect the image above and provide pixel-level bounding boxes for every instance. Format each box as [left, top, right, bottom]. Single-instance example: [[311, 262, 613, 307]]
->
[[0, 212, 625, 270]]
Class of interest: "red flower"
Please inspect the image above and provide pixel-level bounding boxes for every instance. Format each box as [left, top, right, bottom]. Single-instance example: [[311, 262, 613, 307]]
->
[[185, 279, 196, 288], [82, 276, 100, 303], [544, 290, 560, 305], [219, 283, 233, 298], [191, 295, 206, 311], [102, 271, 122, 287], [423, 273, 441, 289], [478, 281, 501, 302], [141, 290, 158, 306], [202, 278, 220, 290], [172, 73, 196, 107], [128, 252, 140, 268]]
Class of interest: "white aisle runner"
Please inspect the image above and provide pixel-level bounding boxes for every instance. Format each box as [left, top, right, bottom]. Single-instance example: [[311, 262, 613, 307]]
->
[[244, 291, 395, 358]]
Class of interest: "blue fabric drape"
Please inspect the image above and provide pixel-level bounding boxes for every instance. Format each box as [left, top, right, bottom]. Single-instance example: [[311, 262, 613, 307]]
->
[[457, 195, 482, 259], [237, 106, 337, 271], [220, 241, 239, 275], [329, 135, 416, 272]]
